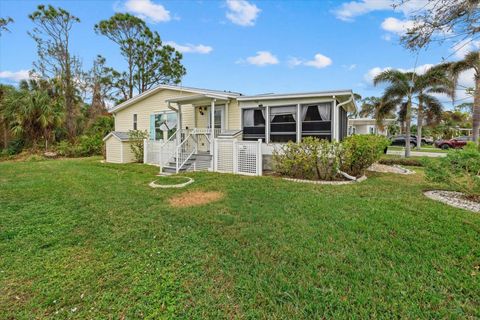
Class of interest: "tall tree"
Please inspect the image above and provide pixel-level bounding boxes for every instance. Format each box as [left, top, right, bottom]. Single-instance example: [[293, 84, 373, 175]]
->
[[0, 85, 14, 148], [396, 0, 480, 50], [433, 51, 480, 143], [0, 17, 14, 35], [374, 71, 416, 157], [358, 96, 381, 118], [4, 80, 63, 150], [86, 55, 112, 123], [414, 68, 452, 148], [95, 13, 185, 101], [29, 5, 81, 140]]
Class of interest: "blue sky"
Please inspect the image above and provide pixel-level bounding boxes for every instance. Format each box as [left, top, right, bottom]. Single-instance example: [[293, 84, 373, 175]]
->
[[0, 0, 474, 105]]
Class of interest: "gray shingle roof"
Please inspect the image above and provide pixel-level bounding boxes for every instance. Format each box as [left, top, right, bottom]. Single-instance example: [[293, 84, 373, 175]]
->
[[104, 131, 131, 141]]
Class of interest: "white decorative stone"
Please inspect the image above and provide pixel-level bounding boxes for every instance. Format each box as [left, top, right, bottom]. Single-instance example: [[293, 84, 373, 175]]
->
[[424, 190, 480, 213], [149, 176, 194, 189], [282, 176, 367, 185], [368, 163, 414, 175]]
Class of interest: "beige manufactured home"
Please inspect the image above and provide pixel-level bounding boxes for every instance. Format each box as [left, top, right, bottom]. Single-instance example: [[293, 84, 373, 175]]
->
[[104, 84, 356, 174]]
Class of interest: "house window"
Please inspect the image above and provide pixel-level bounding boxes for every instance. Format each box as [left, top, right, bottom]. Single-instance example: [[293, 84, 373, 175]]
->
[[369, 126, 375, 134], [242, 108, 265, 141], [301, 103, 332, 141], [270, 106, 297, 143], [154, 112, 177, 140], [133, 114, 137, 130]]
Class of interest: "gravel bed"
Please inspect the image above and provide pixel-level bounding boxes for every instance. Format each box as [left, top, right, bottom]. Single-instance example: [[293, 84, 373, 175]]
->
[[283, 175, 367, 185], [368, 163, 414, 174], [424, 190, 480, 213]]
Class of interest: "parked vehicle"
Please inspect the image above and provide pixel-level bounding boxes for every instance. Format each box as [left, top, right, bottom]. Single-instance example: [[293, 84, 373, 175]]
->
[[434, 136, 471, 149], [417, 136, 433, 145], [390, 135, 417, 148]]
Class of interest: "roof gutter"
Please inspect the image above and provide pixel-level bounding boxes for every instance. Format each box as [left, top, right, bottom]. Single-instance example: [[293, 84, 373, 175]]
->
[[336, 93, 356, 113]]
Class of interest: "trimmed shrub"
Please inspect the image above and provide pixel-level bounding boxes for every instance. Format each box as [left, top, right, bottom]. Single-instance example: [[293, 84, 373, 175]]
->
[[273, 137, 323, 180], [378, 157, 424, 167], [128, 130, 148, 163], [340, 135, 391, 177], [424, 142, 480, 198]]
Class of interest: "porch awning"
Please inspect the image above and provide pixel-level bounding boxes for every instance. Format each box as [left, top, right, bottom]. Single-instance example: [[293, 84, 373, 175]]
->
[[166, 93, 230, 106]]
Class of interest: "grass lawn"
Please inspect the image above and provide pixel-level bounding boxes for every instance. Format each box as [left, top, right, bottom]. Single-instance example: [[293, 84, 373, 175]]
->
[[388, 146, 447, 153], [0, 158, 479, 319]]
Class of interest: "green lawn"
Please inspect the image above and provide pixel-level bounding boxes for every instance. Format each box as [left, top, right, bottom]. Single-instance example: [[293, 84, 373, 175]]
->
[[0, 158, 479, 319], [388, 146, 447, 153]]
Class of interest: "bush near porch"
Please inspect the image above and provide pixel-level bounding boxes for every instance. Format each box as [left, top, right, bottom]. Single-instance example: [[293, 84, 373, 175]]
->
[[0, 158, 478, 318], [273, 135, 390, 180]]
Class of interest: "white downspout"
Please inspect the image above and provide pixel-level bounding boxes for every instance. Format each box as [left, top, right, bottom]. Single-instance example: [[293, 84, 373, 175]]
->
[[335, 94, 354, 141]]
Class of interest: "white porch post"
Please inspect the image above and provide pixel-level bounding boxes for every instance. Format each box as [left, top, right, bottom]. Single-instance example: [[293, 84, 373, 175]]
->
[[265, 106, 270, 143], [332, 98, 338, 142], [210, 99, 215, 156], [225, 100, 229, 131], [296, 104, 301, 143], [173, 102, 181, 145]]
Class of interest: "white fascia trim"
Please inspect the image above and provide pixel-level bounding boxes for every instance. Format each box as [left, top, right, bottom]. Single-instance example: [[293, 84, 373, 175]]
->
[[110, 85, 238, 114], [237, 90, 354, 101]]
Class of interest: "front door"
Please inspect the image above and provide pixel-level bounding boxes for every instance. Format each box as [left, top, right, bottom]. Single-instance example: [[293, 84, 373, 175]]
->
[[208, 106, 225, 132]]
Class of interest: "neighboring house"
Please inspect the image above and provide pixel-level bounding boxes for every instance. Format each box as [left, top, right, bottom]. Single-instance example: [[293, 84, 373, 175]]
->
[[348, 118, 395, 136], [104, 84, 356, 173]]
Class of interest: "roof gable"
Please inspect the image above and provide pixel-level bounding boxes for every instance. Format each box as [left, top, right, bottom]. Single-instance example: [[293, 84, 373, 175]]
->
[[110, 84, 242, 113]]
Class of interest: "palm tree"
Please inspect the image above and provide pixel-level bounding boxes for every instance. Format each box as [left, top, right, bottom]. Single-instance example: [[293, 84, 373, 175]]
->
[[434, 51, 480, 144], [359, 97, 381, 118], [374, 69, 449, 156], [374, 70, 417, 156], [4, 81, 63, 150], [414, 68, 451, 148]]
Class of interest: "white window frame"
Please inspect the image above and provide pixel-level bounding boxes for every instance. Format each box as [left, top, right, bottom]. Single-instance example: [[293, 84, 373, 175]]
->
[[154, 111, 177, 141]]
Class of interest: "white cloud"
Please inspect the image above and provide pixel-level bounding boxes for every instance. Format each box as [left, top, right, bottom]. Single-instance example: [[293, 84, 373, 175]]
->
[[124, 0, 171, 23], [287, 57, 303, 68], [381, 17, 415, 35], [165, 41, 213, 54], [452, 38, 480, 59], [382, 34, 392, 41], [333, 0, 429, 22], [226, 0, 260, 26], [364, 64, 434, 84], [288, 53, 333, 69], [0, 70, 30, 82], [304, 53, 332, 69], [364, 66, 391, 83], [342, 64, 357, 70], [243, 51, 278, 66], [333, 0, 392, 22]]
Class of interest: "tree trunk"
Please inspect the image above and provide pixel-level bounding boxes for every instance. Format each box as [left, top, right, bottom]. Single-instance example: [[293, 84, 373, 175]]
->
[[473, 76, 480, 144], [405, 99, 412, 157], [2, 123, 7, 149], [417, 97, 423, 149]]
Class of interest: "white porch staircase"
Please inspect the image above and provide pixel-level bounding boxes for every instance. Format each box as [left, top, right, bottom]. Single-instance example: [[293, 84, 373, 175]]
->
[[161, 152, 212, 173]]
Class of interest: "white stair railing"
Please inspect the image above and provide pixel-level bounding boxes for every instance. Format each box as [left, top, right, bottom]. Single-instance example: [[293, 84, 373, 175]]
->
[[175, 132, 197, 173], [158, 129, 182, 173]]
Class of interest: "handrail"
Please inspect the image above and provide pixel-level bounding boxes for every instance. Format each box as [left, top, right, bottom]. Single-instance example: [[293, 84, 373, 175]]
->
[[175, 132, 197, 173], [159, 129, 183, 173]]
